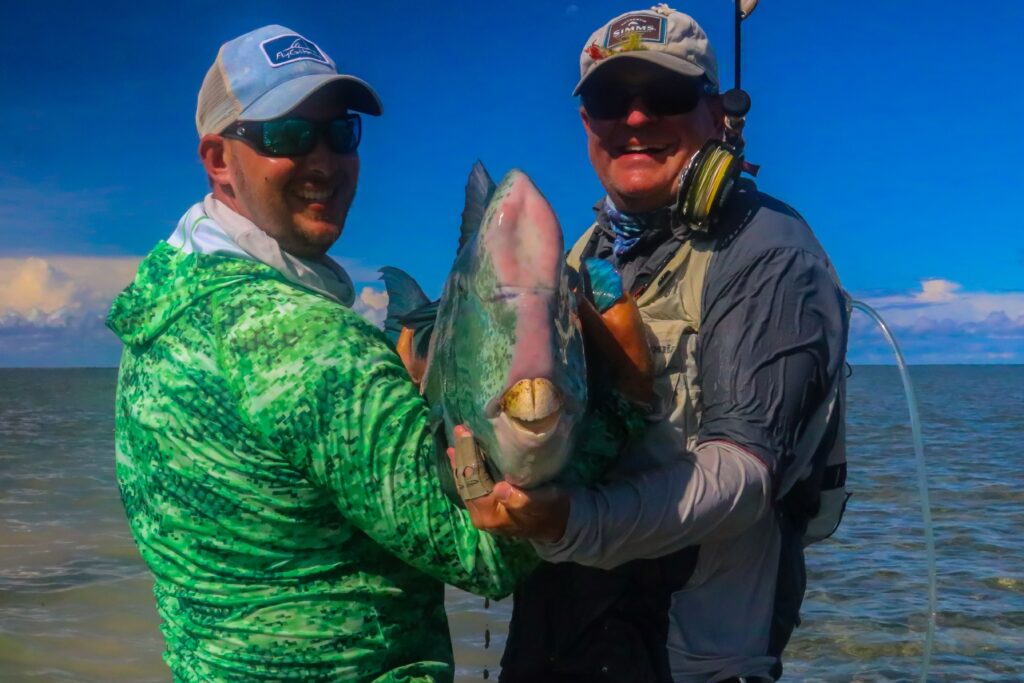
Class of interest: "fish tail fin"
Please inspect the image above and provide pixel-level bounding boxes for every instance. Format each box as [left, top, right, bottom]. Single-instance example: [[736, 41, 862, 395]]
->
[[458, 161, 497, 252], [379, 266, 431, 342]]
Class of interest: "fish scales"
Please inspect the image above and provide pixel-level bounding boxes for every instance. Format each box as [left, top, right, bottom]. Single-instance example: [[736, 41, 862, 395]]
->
[[382, 163, 641, 490]]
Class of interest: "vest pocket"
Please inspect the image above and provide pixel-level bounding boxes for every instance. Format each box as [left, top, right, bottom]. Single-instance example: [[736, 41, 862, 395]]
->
[[641, 319, 688, 420], [643, 319, 687, 374]]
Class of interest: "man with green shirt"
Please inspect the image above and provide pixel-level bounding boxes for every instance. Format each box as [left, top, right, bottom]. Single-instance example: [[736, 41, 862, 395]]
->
[[106, 25, 533, 682]]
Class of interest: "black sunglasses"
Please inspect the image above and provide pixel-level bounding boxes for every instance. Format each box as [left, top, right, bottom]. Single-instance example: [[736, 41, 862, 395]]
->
[[581, 80, 715, 120], [221, 115, 361, 157]]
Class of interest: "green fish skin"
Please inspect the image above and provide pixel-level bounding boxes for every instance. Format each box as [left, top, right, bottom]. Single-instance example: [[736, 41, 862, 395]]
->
[[386, 164, 590, 489]]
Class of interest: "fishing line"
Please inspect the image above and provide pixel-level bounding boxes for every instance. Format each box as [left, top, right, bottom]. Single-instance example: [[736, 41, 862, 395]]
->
[[851, 300, 937, 682], [725, 0, 936, 675]]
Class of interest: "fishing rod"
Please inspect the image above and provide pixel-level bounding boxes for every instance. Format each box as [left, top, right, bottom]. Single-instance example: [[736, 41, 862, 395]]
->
[[673, 0, 758, 233], [722, 0, 758, 149]]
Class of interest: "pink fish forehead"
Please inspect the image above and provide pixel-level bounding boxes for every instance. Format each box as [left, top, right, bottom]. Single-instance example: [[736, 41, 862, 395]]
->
[[478, 172, 568, 386], [481, 173, 563, 290]]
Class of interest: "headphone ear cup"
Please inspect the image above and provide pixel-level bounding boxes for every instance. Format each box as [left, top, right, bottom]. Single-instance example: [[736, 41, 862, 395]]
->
[[676, 140, 743, 233]]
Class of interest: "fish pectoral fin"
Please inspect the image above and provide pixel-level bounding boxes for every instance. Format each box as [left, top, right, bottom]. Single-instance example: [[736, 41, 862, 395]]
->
[[579, 295, 655, 404], [396, 327, 428, 385]]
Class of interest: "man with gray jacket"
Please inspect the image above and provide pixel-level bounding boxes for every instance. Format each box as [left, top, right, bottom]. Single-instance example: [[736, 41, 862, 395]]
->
[[462, 6, 849, 682]]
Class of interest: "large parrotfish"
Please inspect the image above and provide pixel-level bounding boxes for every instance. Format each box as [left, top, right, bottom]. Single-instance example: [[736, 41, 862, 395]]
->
[[382, 163, 651, 489]]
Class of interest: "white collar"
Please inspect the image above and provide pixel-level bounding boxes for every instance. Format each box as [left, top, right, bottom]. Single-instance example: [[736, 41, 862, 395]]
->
[[167, 194, 355, 307]]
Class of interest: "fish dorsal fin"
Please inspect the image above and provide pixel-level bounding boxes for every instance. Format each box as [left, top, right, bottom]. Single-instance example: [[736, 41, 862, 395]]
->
[[458, 161, 496, 252], [379, 266, 431, 342]]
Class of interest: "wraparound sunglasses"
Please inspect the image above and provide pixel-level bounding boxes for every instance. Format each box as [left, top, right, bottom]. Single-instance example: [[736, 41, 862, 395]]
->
[[221, 115, 361, 156]]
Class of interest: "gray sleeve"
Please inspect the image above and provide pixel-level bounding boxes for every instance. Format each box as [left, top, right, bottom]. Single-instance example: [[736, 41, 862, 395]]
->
[[533, 440, 771, 569], [696, 246, 848, 485], [536, 232, 847, 569]]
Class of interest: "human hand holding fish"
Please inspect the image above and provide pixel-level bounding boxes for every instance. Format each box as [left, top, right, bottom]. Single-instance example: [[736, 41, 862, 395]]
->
[[382, 163, 648, 547], [447, 425, 570, 543]]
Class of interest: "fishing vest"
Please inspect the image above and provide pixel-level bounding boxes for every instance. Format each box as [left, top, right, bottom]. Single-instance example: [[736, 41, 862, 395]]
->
[[567, 223, 849, 544], [500, 221, 849, 683]]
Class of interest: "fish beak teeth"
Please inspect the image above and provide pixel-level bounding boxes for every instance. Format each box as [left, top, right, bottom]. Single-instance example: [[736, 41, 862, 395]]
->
[[501, 378, 563, 435]]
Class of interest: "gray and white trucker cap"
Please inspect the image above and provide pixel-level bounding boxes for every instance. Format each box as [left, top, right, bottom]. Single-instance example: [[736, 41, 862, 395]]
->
[[196, 25, 383, 137]]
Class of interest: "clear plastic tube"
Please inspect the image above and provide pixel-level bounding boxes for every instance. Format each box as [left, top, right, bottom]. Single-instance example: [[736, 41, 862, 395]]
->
[[851, 300, 936, 681]]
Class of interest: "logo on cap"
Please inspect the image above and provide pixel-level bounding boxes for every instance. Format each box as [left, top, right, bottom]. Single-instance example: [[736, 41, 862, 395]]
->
[[261, 34, 330, 68], [604, 14, 666, 48]]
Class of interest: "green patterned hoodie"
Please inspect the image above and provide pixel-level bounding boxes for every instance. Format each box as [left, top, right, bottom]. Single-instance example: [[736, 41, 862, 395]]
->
[[107, 205, 534, 682]]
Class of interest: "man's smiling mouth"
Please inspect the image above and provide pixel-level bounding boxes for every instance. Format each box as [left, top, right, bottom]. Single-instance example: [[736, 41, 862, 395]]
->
[[294, 187, 336, 202], [617, 144, 669, 156]]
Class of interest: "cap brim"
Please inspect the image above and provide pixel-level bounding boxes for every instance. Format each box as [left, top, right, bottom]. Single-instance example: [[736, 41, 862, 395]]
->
[[572, 51, 706, 96], [242, 73, 383, 120]]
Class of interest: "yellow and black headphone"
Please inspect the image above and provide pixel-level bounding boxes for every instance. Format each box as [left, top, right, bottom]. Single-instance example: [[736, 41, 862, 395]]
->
[[674, 0, 759, 233]]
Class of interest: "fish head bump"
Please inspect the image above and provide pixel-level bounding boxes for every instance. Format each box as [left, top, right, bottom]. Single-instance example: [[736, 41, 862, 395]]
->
[[437, 170, 588, 488]]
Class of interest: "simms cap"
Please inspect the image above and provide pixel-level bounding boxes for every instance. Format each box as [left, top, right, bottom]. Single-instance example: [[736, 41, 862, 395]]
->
[[196, 25, 383, 137], [574, 4, 719, 95]]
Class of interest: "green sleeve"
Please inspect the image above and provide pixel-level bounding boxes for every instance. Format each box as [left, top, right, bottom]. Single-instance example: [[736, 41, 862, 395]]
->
[[219, 285, 536, 598]]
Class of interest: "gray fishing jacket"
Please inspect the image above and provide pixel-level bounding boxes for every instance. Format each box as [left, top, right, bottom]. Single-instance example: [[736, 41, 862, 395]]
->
[[506, 179, 849, 683]]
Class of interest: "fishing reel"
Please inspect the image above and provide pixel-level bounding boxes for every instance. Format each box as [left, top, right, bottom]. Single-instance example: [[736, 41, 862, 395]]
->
[[674, 89, 752, 233], [674, 0, 759, 234]]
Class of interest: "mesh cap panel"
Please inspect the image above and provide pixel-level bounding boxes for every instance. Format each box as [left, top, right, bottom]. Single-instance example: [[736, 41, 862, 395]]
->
[[196, 57, 242, 136]]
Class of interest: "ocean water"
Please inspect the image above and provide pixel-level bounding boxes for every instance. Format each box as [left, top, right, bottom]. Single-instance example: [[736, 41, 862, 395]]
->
[[0, 366, 1021, 682]]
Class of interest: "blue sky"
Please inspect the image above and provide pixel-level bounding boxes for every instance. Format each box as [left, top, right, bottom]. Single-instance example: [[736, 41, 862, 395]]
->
[[1, 1, 1022, 366]]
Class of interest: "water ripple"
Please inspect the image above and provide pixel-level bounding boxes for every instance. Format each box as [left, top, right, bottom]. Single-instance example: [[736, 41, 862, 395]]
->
[[1, 366, 1022, 682]]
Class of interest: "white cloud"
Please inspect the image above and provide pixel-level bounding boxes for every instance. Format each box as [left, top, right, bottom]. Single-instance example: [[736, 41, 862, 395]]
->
[[0, 255, 395, 364], [851, 279, 1024, 364], [353, 286, 389, 329], [359, 286, 389, 311], [0, 258, 77, 315], [916, 278, 960, 303], [1, 263, 1020, 366], [0, 256, 141, 366], [856, 279, 1024, 330], [0, 256, 140, 317]]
